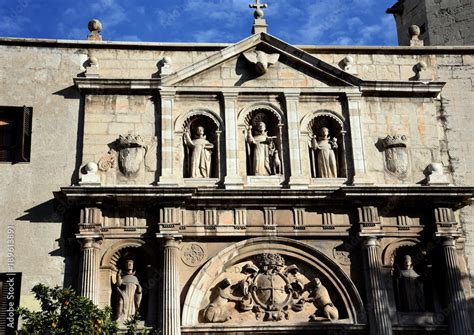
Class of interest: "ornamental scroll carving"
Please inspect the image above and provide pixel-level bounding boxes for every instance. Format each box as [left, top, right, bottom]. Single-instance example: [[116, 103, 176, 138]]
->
[[201, 253, 339, 323]]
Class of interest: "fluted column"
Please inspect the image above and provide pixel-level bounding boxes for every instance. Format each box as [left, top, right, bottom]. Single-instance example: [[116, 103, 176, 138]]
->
[[162, 236, 181, 335], [78, 237, 101, 304], [440, 237, 472, 335], [362, 236, 393, 335]]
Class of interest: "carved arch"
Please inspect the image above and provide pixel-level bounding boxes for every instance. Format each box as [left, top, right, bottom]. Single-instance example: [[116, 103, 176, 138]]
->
[[174, 108, 223, 132], [100, 239, 157, 270], [182, 237, 365, 326], [237, 102, 286, 127], [382, 239, 419, 267]]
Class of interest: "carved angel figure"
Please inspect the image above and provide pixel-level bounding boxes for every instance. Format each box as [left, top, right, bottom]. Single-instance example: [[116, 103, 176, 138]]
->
[[311, 127, 338, 178], [243, 50, 280, 75], [184, 126, 214, 178], [115, 258, 142, 324]]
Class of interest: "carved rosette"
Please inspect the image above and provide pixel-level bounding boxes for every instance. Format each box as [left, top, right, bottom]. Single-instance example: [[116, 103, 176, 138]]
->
[[382, 135, 409, 178], [181, 243, 206, 267]]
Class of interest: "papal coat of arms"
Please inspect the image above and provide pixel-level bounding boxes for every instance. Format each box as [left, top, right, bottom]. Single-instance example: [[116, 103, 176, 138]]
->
[[382, 135, 409, 178]]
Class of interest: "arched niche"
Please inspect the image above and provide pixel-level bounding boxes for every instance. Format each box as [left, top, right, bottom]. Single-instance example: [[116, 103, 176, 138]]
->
[[100, 239, 159, 327], [237, 103, 286, 177], [301, 110, 348, 179], [174, 109, 223, 179], [384, 241, 435, 313], [182, 237, 365, 327]]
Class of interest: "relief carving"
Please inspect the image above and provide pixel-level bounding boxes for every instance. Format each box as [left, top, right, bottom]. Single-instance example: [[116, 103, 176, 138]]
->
[[181, 243, 206, 267], [117, 134, 146, 177], [382, 135, 409, 178], [202, 253, 339, 323], [243, 50, 279, 75]]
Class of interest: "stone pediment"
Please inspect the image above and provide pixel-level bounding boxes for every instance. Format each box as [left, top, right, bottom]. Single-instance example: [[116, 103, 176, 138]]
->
[[162, 33, 363, 88]]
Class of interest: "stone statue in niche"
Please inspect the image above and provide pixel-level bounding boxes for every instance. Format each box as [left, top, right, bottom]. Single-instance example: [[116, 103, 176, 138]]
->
[[394, 255, 425, 312], [311, 127, 338, 178], [183, 126, 214, 178], [202, 253, 339, 323], [382, 135, 409, 178], [246, 120, 280, 176], [115, 257, 142, 324], [308, 278, 339, 321]]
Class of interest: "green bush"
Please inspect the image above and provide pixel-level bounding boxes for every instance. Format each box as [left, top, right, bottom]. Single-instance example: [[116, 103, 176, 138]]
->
[[17, 284, 118, 335]]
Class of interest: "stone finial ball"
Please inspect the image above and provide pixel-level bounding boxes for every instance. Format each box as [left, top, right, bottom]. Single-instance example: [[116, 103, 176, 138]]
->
[[163, 56, 172, 65], [88, 19, 102, 33], [428, 162, 443, 174], [254, 8, 264, 19], [88, 56, 99, 65], [343, 55, 354, 65], [85, 162, 99, 174], [416, 61, 428, 71], [409, 25, 420, 37]]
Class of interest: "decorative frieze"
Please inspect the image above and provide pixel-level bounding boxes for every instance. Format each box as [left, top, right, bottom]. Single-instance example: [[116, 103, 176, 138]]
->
[[234, 208, 247, 229]]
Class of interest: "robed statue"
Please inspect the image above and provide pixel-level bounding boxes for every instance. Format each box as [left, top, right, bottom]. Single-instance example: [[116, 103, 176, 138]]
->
[[115, 258, 142, 323], [184, 126, 214, 178], [311, 127, 338, 178], [394, 255, 425, 312], [246, 121, 280, 176]]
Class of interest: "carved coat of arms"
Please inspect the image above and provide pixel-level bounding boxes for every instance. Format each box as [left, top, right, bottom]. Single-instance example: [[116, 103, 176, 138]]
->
[[117, 134, 145, 177], [202, 253, 339, 323], [382, 135, 409, 178]]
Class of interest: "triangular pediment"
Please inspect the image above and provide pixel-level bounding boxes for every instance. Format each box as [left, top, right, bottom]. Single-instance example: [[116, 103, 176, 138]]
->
[[162, 33, 363, 88]]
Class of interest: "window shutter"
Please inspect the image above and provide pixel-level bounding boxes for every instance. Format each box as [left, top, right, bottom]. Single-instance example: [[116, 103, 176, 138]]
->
[[19, 106, 32, 162]]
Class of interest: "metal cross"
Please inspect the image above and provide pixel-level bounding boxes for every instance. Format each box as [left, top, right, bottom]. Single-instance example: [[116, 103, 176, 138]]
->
[[249, 0, 268, 11]]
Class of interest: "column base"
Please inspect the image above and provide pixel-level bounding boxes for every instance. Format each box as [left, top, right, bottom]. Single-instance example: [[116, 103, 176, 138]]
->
[[158, 176, 179, 187], [288, 176, 309, 189]]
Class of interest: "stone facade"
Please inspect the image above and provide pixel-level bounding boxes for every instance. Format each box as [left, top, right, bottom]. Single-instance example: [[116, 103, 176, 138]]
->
[[387, 0, 474, 46], [0, 16, 474, 335]]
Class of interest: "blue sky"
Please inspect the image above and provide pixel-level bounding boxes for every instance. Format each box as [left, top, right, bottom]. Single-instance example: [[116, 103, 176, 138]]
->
[[0, 0, 398, 45]]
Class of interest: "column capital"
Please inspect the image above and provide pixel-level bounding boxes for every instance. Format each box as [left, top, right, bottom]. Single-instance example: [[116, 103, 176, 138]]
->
[[360, 235, 380, 249], [76, 235, 103, 249], [160, 88, 177, 98], [282, 89, 301, 99], [220, 90, 239, 99], [345, 91, 363, 100]]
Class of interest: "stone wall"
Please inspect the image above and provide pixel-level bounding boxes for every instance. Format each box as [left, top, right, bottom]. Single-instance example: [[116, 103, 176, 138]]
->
[[0, 39, 472, 311], [388, 0, 474, 46]]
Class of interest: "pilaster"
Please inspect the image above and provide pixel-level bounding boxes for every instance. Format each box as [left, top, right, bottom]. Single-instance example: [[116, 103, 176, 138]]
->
[[159, 89, 178, 185], [283, 90, 308, 189], [222, 92, 244, 189], [346, 93, 372, 185]]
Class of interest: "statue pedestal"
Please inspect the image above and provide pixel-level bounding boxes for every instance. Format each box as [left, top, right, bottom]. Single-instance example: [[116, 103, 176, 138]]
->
[[183, 178, 219, 188], [246, 175, 284, 187], [310, 178, 347, 187]]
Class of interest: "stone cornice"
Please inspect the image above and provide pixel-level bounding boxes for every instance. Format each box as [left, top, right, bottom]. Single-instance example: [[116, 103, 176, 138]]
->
[[73, 78, 444, 97], [1, 37, 473, 55], [55, 185, 474, 208]]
